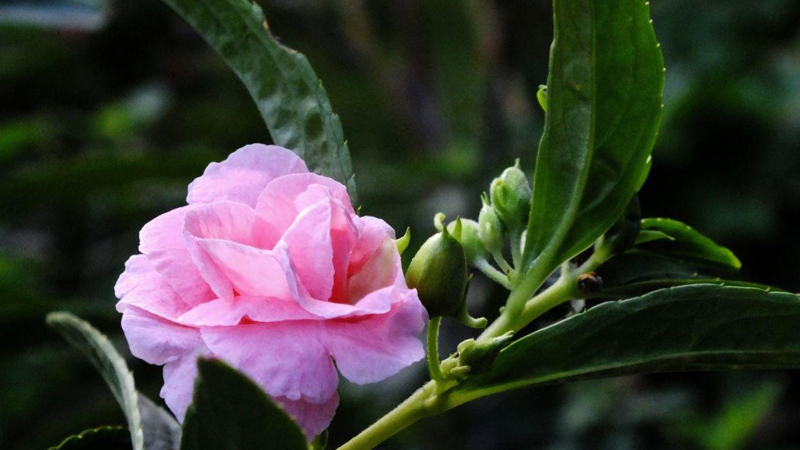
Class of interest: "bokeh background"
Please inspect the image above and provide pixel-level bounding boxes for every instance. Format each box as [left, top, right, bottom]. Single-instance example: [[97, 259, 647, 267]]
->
[[2, 0, 800, 449]]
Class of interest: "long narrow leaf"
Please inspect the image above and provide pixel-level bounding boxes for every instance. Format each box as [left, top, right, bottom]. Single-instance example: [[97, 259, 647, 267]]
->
[[522, 0, 664, 284], [457, 285, 800, 399], [46, 312, 181, 450], [159, 0, 357, 201]]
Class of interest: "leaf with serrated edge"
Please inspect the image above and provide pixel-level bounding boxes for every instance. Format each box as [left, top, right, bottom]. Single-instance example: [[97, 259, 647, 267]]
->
[[180, 359, 307, 450], [48, 426, 131, 450], [456, 285, 800, 401], [522, 0, 664, 289], [158, 0, 357, 202]]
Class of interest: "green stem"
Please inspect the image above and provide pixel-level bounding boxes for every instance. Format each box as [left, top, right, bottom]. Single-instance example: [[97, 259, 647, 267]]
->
[[510, 231, 522, 268], [474, 258, 511, 289], [337, 249, 612, 450], [490, 250, 514, 274], [336, 382, 433, 450], [426, 317, 445, 382]]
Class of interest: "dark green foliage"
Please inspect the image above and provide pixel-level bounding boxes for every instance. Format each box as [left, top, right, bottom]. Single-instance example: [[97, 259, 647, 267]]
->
[[158, 0, 356, 200], [460, 285, 800, 398], [180, 359, 307, 450], [523, 0, 665, 285]]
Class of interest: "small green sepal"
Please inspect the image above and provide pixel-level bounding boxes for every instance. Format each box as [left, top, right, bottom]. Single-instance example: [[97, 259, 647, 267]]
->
[[394, 227, 411, 256], [537, 85, 548, 112]]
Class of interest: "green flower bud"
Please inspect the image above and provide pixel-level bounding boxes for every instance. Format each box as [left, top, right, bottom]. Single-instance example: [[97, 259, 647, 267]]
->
[[478, 194, 504, 254], [456, 331, 514, 375], [405, 225, 469, 318], [447, 219, 486, 266], [490, 161, 532, 230]]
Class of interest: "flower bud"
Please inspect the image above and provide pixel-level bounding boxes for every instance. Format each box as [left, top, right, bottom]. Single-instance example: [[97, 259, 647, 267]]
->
[[456, 331, 514, 375], [447, 219, 487, 266], [405, 225, 469, 318], [478, 194, 504, 254], [490, 161, 532, 231]]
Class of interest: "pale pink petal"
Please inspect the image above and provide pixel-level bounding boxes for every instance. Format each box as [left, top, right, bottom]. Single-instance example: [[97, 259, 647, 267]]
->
[[325, 288, 427, 384], [183, 200, 279, 250], [255, 173, 353, 236], [177, 296, 318, 326], [161, 347, 211, 422], [201, 322, 338, 404], [115, 255, 190, 320], [187, 144, 308, 207], [279, 199, 335, 302], [182, 201, 287, 300], [188, 238, 300, 301], [347, 216, 397, 276], [119, 307, 203, 365], [139, 206, 214, 307], [275, 394, 339, 441], [347, 238, 403, 304]]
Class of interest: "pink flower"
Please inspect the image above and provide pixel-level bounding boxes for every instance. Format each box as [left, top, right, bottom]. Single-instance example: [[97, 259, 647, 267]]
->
[[115, 144, 427, 439]]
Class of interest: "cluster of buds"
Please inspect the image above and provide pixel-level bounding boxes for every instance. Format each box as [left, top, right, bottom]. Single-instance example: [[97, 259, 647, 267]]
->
[[406, 161, 533, 326]]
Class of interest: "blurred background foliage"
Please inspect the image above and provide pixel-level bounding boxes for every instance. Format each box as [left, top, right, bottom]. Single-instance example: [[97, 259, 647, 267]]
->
[[1, 0, 800, 449]]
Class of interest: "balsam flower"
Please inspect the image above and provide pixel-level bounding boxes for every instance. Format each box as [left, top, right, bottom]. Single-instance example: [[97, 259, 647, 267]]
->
[[115, 144, 427, 439]]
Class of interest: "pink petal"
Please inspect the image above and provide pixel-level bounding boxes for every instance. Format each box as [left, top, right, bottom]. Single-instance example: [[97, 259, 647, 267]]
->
[[177, 295, 318, 326], [275, 394, 339, 441], [115, 255, 190, 320], [183, 200, 279, 250], [182, 201, 290, 300], [278, 199, 336, 302], [119, 307, 203, 365], [347, 238, 403, 304], [188, 238, 300, 301], [347, 216, 397, 276], [201, 322, 338, 404], [187, 144, 308, 207], [325, 288, 427, 384], [161, 347, 210, 422], [255, 173, 353, 237], [139, 207, 214, 307]]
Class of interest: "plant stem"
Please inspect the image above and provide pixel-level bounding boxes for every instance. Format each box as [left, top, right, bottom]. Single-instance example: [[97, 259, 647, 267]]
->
[[426, 317, 445, 382], [336, 382, 433, 450], [490, 250, 514, 274], [337, 249, 612, 450], [510, 231, 522, 268], [474, 258, 511, 289]]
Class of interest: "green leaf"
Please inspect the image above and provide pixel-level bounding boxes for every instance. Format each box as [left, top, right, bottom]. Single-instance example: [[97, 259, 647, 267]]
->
[[46, 312, 181, 450], [180, 359, 307, 450], [158, 0, 356, 201], [639, 218, 741, 270], [47, 312, 144, 450], [634, 229, 675, 245], [48, 426, 132, 450], [309, 430, 328, 450], [139, 396, 183, 450], [456, 284, 800, 400], [522, 0, 664, 284], [672, 382, 782, 450]]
